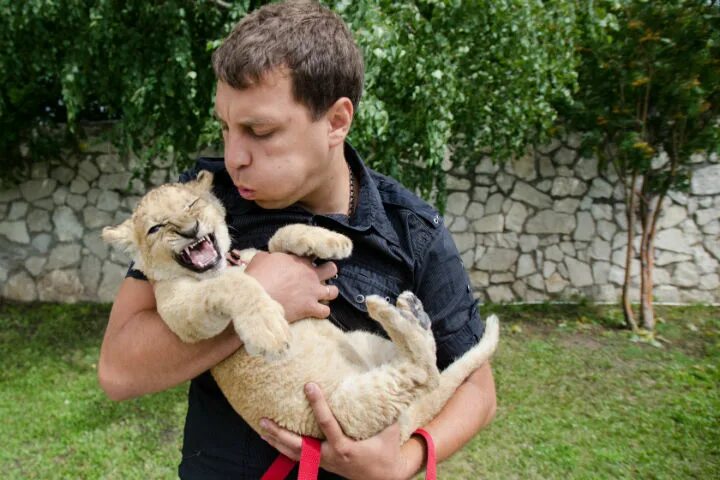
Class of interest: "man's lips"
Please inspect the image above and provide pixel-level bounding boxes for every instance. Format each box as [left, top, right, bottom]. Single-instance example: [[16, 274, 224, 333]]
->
[[237, 187, 256, 200]]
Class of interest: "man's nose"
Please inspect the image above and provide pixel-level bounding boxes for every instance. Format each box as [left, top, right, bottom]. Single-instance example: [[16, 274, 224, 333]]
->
[[225, 133, 251, 169]]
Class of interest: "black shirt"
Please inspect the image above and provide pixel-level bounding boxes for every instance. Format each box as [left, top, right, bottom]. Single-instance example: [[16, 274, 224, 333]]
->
[[128, 143, 484, 479]]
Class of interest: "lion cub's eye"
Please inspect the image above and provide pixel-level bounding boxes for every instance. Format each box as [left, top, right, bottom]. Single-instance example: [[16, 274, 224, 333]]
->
[[147, 224, 164, 235]]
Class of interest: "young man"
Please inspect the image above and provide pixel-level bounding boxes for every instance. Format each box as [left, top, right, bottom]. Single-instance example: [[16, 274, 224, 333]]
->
[[98, 2, 496, 479]]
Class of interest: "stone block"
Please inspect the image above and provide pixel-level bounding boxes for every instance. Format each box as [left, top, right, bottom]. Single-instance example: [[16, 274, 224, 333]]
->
[[518, 235, 539, 253], [487, 285, 514, 303], [25, 256, 46, 276], [485, 193, 504, 215], [0, 221, 30, 244], [51, 166, 75, 184], [655, 228, 693, 254], [554, 198, 580, 214], [588, 178, 613, 199], [473, 214, 504, 233], [691, 164, 720, 195], [516, 254, 535, 277], [446, 192, 470, 216], [38, 270, 84, 302], [565, 257, 593, 287], [551, 177, 587, 197], [526, 211, 576, 234], [475, 248, 518, 272], [672, 263, 700, 288], [3, 271, 37, 301], [505, 202, 528, 233], [545, 272, 569, 293], [53, 207, 84, 241], [46, 244, 82, 269], [511, 182, 552, 209], [19, 179, 57, 202]]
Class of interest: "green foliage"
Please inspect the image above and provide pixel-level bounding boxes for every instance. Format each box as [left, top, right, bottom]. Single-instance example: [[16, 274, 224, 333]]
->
[[560, 0, 720, 187], [333, 0, 578, 202], [0, 0, 247, 183], [0, 0, 577, 203]]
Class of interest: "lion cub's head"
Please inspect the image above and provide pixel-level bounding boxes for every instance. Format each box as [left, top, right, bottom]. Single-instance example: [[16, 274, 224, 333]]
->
[[102, 170, 231, 282]]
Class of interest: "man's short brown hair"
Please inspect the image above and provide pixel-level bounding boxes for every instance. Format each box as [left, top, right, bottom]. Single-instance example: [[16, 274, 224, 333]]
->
[[212, 0, 364, 119]]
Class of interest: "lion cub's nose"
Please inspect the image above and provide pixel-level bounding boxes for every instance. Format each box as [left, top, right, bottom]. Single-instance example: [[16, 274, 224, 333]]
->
[[177, 220, 200, 239]]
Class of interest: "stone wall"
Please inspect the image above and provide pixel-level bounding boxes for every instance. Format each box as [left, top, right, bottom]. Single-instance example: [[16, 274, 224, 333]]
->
[[0, 134, 718, 304], [0, 140, 178, 302], [443, 134, 720, 304]]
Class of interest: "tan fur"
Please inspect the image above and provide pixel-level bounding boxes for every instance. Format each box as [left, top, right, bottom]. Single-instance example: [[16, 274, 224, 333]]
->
[[103, 172, 499, 443]]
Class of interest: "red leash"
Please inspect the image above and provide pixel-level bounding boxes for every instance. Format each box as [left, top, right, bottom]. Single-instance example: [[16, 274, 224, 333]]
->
[[261, 429, 436, 480], [412, 428, 437, 480], [261, 436, 322, 480]]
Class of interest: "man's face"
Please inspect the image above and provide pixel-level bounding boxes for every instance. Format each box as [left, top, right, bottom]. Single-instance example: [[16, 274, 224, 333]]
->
[[214, 71, 332, 210]]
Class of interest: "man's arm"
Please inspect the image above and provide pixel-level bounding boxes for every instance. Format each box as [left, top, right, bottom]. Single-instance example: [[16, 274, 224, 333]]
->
[[399, 363, 496, 476], [98, 252, 339, 401]]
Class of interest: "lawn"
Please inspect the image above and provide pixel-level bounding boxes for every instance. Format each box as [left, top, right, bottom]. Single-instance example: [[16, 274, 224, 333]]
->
[[1, 301, 718, 479]]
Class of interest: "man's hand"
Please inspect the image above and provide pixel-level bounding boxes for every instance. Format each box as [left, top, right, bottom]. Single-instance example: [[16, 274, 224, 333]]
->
[[259, 383, 415, 480], [245, 251, 339, 322]]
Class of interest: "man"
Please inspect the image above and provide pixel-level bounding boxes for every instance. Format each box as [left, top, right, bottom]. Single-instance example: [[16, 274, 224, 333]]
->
[[98, 2, 496, 479]]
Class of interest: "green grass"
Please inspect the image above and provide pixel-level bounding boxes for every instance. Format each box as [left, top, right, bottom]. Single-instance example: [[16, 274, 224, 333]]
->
[[1, 302, 718, 479], [441, 304, 720, 479], [0, 302, 186, 479]]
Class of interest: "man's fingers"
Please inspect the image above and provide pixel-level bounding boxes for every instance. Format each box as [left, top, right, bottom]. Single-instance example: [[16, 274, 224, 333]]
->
[[305, 383, 346, 445], [260, 418, 302, 461], [314, 261, 338, 282], [320, 284, 339, 302]]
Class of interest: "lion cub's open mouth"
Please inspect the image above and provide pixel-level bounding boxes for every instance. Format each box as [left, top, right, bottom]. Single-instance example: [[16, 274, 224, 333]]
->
[[175, 233, 222, 272]]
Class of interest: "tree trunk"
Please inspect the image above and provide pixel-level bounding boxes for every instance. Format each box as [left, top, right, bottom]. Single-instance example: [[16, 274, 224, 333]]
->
[[622, 172, 638, 331], [638, 176, 656, 331]]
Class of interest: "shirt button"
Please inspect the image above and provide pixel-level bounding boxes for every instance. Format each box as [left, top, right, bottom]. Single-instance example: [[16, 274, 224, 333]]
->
[[355, 294, 365, 303]]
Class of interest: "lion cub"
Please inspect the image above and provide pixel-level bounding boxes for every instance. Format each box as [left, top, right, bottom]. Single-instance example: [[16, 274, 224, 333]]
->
[[103, 171, 499, 442]]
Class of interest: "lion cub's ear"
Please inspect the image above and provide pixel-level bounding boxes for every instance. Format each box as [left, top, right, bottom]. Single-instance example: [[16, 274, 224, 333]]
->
[[192, 170, 214, 193], [101, 219, 137, 254]]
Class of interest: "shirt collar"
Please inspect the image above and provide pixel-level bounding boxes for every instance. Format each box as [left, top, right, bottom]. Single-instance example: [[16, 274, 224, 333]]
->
[[329, 142, 400, 246]]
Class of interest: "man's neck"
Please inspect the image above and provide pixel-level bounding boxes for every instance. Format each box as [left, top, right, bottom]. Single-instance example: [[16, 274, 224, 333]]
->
[[297, 147, 352, 216]]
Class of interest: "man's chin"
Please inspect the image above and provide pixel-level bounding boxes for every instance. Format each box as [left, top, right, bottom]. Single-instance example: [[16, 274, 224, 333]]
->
[[253, 198, 293, 210]]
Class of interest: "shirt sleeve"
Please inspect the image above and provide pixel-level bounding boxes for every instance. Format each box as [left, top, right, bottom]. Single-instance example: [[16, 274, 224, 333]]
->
[[126, 262, 148, 281], [413, 224, 485, 371]]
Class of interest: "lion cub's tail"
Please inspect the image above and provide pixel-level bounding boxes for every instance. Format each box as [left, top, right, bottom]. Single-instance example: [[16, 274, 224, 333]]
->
[[400, 315, 500, 442]]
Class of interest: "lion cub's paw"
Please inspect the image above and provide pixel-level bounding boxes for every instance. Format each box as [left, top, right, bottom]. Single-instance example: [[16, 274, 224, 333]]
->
[[236, 301, 291, 360], [269, 224, 352, 259], [396, 291, 431, 330]]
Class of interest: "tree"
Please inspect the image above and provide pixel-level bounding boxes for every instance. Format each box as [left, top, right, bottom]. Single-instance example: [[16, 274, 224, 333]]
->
[[560, 0, 720, 331], [1, 0, 578, 203]]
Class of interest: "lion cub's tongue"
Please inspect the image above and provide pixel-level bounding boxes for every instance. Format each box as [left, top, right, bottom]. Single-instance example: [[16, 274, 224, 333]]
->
[[189, 239, 217, 267]]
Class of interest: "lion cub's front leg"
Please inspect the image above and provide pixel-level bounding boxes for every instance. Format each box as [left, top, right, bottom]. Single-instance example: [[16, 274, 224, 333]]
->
[[269, 224, 352, 260], [155, 270, 290, 358]]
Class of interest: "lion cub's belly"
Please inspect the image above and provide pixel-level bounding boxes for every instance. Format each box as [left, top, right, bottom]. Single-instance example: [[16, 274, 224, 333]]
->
[[211, 320, 387, 438]]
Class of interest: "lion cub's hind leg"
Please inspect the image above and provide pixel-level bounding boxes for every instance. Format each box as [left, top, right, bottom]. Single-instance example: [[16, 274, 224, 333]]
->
[[268, 224, 352, 259], [366, 292, 438, 385], [327, 294, 439, 440]]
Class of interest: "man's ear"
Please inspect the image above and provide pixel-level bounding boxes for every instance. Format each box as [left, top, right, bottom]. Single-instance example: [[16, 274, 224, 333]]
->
[[326, 97, 354, 148], [101, 219, 137, 254], [193, 170, 214, 193]]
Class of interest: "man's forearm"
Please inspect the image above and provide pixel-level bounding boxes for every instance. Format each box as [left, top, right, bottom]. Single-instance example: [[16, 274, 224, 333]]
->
[[401, 363, 497, 477], [98, 278, 242, 401]]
